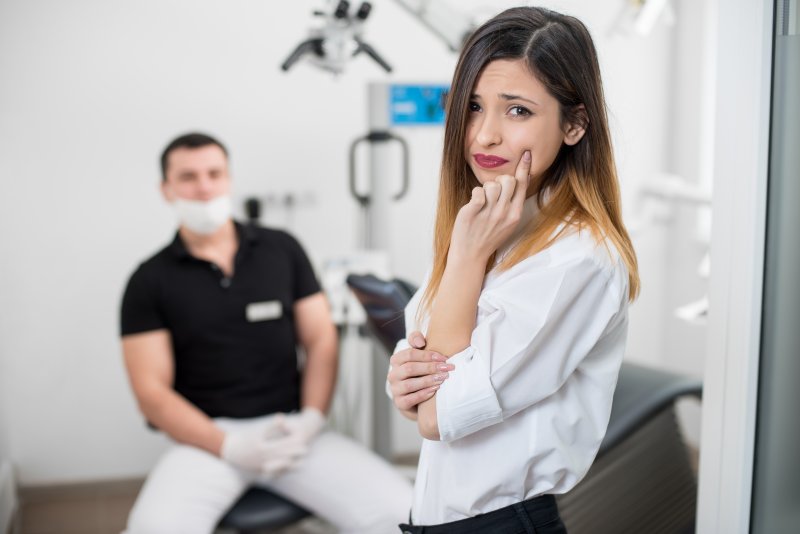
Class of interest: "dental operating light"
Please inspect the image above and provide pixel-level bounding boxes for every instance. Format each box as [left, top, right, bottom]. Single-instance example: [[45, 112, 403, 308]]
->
[[281, 0, 392, 75], [281, 0, 475, 75]]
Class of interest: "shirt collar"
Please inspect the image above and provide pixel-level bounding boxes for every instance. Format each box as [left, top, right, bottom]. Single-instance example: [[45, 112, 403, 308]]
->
[[168, 220, 258, 260]]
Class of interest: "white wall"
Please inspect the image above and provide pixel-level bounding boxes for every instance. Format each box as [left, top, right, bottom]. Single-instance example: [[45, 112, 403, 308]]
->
[[0, 0, 693, 485], [661, 0, 716, 447]]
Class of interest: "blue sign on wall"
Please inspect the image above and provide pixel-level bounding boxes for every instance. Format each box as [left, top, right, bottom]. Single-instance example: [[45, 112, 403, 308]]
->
[[390, 84, 449, 125]]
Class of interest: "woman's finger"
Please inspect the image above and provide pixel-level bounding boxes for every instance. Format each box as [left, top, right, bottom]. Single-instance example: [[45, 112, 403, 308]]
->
[[399, 372, 449, 395], [460, 186, 486, 219], [389, 347, 440, 368], [483, 181, 502, 207], [470, 186, 486, 206], [395, 385, 440, 411], [389, 355, 450, 381], [392, 360, 453, 382], [511, 151, 532, 210], [408, 331, 427, 349], [496, 174, 516, 205], [389, 349, 412, 367], [406, 360, 454, 378]]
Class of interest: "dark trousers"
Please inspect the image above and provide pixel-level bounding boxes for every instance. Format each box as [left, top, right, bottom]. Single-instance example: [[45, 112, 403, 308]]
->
[[398, 494, 567, 534]]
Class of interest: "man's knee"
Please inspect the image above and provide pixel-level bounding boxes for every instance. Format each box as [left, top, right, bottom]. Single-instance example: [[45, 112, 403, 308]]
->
[[125, 504, 220, 534], [124, 443, 246, 534], [126, 508, 189, 534]]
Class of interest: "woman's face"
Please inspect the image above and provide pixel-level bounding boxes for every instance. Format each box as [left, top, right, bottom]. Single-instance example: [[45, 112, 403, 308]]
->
[[464, 59, 572, 191]]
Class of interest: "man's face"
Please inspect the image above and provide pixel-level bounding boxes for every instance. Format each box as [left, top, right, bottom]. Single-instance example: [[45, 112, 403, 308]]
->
[[161, 144, 230, 203]]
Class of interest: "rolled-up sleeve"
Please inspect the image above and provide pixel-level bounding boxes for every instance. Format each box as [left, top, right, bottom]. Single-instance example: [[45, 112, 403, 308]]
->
[[385, 338, 411, 400], [435, 254, 625, 442]]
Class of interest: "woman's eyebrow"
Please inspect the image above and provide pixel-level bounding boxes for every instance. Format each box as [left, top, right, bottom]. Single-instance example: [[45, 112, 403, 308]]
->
[[499, 93, 539, 106]]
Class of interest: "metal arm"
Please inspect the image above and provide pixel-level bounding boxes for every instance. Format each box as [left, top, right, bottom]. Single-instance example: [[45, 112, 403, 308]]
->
[[281, 38, 325, 71], [390, 0, 474, 52], [353, 36, 392, 72]]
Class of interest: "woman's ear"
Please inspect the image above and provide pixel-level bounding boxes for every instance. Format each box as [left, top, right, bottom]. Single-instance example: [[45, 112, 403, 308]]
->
[[563, 104, 588, 146]]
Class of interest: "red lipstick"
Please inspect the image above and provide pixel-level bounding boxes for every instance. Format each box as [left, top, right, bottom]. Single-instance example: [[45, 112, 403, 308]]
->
[[473, 153, 509, 169]]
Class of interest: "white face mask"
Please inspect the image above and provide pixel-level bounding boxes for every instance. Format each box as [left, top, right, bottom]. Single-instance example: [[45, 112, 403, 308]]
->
[[172, 195, 232, 235]]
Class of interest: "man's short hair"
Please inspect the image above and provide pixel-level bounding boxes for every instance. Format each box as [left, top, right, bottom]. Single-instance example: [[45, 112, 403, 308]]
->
[[160, 132, 228, 182]]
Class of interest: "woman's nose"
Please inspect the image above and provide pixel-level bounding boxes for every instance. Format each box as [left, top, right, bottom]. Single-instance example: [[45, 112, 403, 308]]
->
[[475, 115, 501, 147]]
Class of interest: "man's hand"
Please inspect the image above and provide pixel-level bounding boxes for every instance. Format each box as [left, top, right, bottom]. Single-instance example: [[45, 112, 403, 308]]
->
[[280, 407, 326, 447], [388, 331, 455, 415], [220, 417, 308, 477]]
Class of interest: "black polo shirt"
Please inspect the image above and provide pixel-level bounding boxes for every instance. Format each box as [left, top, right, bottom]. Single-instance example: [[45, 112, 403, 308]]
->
[[120, 222, 321, 419]]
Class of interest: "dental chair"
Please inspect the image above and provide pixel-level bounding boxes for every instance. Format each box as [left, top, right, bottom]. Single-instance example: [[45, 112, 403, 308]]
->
[[346, 273, 702, 534], [216, 488, 310, 533]]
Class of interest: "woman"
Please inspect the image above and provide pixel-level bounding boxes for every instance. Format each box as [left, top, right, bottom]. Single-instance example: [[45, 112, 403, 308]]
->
[[387, 6, 640, 533]]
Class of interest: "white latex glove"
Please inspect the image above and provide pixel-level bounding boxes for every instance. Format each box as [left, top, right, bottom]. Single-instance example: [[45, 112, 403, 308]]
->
[[220, 416, 308, 477], [280, 407, 326, 446]]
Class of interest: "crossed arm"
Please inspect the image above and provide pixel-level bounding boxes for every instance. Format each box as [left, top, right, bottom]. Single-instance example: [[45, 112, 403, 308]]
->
[[415, 259, 485, 440], [392, 152, 532, 440]]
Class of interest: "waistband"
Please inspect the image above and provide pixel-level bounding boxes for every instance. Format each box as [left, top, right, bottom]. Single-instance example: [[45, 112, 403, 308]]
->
[[400, 494, 561, 534]]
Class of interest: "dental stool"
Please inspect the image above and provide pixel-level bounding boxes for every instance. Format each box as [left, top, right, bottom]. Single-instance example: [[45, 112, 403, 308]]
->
[[217, 487, 310, 533], [346, 273, 703, 534]]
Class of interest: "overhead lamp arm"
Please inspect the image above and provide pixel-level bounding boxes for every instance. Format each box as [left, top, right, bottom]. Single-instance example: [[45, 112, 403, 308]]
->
[[389, 0, 474, 52]]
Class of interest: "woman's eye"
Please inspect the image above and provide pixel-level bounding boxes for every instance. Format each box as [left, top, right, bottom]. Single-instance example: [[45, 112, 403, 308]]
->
[[509, 105, 532, 117], [468, 101, 481, 112]]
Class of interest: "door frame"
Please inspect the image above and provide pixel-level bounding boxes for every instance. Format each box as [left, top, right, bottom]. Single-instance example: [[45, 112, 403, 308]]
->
[[696, 0, 775, 532]]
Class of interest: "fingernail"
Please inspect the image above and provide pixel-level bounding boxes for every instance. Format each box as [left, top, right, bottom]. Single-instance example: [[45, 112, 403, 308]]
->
[[523, 151, 531, 161], [430, 385, 440, 391], [437, 364, 451, 371], [411, 334, 424, 348], [432, 353, 446, 362], [434, 373, 448, 382]]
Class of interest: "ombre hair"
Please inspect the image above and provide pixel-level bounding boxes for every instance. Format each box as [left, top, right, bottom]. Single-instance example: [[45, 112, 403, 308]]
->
[[420, 6, 640, 316]]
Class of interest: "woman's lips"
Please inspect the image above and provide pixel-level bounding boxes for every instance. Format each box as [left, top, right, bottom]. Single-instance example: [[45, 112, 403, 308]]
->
[[473, 153, 509, 169]]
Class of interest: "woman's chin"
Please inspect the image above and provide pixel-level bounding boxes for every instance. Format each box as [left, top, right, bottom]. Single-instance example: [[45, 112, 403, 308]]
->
[[471, 167, 498, 185]]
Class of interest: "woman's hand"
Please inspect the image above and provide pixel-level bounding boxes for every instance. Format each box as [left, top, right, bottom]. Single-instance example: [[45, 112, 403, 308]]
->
[[388, 331, 455, 418], [450, 151, 532, 263]]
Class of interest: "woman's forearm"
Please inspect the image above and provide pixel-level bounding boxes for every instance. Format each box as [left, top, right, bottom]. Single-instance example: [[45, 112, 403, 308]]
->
[[418, 254, 486, 439], [425, 255, 486, 356]]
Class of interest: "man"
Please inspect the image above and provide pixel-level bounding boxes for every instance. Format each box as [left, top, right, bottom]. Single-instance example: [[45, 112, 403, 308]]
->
[[120, 133, 412, 533]]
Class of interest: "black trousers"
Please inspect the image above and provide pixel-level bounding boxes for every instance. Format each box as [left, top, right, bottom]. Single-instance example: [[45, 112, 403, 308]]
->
[[398, 494, 567, 534]]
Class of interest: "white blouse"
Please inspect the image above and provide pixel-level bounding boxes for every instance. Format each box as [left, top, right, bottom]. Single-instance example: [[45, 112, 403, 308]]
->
[[393, 198, 630, 525]]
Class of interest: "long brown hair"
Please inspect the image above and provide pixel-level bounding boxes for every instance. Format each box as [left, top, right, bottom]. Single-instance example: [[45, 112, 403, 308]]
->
[[420, 6, 639, 316]]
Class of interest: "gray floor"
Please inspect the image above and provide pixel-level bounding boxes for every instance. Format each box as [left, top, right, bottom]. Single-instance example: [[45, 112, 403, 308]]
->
[[15, 478, 338, 534], [15, 463, 420, 534]]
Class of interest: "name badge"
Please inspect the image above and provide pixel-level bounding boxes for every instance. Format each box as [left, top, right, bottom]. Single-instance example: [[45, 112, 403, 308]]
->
[[246, 300, 283, 322]]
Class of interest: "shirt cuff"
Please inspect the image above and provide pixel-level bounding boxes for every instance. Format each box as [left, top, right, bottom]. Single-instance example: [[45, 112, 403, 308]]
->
[[436, 346, 503, 442], [385, 339, 411, 400]]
